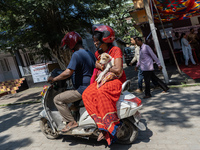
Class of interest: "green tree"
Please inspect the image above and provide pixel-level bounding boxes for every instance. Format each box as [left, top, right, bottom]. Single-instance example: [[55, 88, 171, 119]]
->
[[95, 0, 141, 44], [0, 0, 124, 67]]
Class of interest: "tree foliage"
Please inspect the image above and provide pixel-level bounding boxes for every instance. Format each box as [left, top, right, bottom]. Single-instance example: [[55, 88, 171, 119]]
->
[[0, 0, 124, 66], [95, 0, 141, 44]]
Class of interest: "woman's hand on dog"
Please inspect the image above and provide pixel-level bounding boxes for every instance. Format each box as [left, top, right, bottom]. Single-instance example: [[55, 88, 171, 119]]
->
[[95, 60, 104, 70]]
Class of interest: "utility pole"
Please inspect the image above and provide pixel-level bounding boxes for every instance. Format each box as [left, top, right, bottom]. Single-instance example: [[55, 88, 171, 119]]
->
[[143, 0, 169, 84], [14, 49, 25, 77]]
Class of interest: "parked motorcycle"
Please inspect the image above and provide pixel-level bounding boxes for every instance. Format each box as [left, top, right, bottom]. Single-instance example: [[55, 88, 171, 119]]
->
[[39, 74, 146, 144]]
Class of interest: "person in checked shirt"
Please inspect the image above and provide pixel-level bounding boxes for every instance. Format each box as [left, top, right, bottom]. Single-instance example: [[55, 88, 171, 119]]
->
[[134, 37, 169, 99]]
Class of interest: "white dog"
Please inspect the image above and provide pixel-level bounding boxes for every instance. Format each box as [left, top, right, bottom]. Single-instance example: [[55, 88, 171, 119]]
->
[[96, 53, 114, 83]]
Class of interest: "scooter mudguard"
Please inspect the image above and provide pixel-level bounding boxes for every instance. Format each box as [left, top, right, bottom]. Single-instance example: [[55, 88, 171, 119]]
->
[[134, 121, 146, 131], [126, 114, 146, 131]]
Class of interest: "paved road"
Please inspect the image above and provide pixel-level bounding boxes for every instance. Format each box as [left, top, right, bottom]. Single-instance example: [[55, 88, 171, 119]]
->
[[1, 85, 200, 150]]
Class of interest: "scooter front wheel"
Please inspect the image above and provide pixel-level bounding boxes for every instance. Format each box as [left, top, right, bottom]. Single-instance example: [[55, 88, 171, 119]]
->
[[116, 119, 138, 144], [40, 118, 60, 139]]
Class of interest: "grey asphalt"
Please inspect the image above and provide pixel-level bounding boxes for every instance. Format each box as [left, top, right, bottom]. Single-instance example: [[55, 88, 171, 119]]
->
[[0, 63, 200, 150]]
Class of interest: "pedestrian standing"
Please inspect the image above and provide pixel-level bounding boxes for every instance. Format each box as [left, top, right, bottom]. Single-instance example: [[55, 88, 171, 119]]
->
[[172, 32, 183, 64], [134, 37, 169, 99], [196, 28, 200, 48], [129, 36, 143, 93], [180, 33, 196, 67], [187, 28, 200, 60]]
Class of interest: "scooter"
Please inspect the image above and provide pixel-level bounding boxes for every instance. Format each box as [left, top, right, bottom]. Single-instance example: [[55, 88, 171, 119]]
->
[[39, 73, 146, 144]]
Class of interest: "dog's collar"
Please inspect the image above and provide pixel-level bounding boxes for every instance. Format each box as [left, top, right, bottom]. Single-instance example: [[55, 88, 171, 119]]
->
[[108, 58, 112, 63]]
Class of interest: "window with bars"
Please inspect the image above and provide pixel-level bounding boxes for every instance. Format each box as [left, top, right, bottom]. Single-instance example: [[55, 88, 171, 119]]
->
[[23, 53, 35, 66], [0, 59, 11, 72]]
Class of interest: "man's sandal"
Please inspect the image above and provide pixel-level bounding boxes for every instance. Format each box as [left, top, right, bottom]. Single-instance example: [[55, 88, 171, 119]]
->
[[61, 124, 78, 133]]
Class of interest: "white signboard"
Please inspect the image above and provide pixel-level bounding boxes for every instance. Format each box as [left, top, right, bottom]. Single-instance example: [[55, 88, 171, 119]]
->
[[172, 24, 200, 35], [30, 63, 49, 83]]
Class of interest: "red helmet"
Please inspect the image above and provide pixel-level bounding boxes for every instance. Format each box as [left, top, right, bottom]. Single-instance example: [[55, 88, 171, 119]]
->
[[94, 25, 115, 43], [61, 31, 82, 50]]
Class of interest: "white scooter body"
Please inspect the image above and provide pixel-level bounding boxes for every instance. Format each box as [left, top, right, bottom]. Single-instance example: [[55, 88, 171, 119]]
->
[[39, 80, 146, 144]]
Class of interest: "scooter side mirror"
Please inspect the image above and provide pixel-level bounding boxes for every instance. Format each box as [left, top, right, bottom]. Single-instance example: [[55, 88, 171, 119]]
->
[[122, 80, 131, 92]]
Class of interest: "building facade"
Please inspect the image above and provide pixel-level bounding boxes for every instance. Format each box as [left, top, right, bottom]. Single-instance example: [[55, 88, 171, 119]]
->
[[0, 52, 20, 82]]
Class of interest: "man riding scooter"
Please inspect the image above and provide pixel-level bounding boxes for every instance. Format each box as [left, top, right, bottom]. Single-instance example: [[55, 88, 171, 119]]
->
[[47, 31, 96, 133]]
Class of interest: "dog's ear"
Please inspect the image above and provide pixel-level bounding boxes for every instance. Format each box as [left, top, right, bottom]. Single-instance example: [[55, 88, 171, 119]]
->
[[104, 53, 109, 58]]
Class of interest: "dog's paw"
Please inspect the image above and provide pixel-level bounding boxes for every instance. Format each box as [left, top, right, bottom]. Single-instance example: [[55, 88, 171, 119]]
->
[[96, 77, 101, 83], [96, 74, 103, 83], [96, 79, 101, 83]]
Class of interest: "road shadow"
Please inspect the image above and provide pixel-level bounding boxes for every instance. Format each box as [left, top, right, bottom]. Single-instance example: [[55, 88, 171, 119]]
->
[[0, 103, 42, 133], [14, 91, 41, 102], [62, 135, 133, 150], [133, 87, 200, 131], [0, 135, 32, 150], [0, 103, 42, 149], [62, 135, 108, 148]]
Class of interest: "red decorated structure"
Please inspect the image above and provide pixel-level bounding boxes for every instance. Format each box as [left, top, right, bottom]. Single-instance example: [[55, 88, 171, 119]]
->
[[153, 0, 200, 22]]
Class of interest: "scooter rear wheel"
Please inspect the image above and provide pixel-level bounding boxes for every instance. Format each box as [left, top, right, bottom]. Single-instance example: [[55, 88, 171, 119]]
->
[[40, 118, 60, 139], [116, 119, 138, 144]]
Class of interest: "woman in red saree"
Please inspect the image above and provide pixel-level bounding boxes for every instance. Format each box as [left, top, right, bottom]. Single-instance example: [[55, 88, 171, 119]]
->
[[82, 25, 126, 146]]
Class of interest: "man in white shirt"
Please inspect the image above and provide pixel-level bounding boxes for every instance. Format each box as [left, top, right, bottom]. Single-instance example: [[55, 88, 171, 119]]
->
[[129, 37, 143, 93]]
